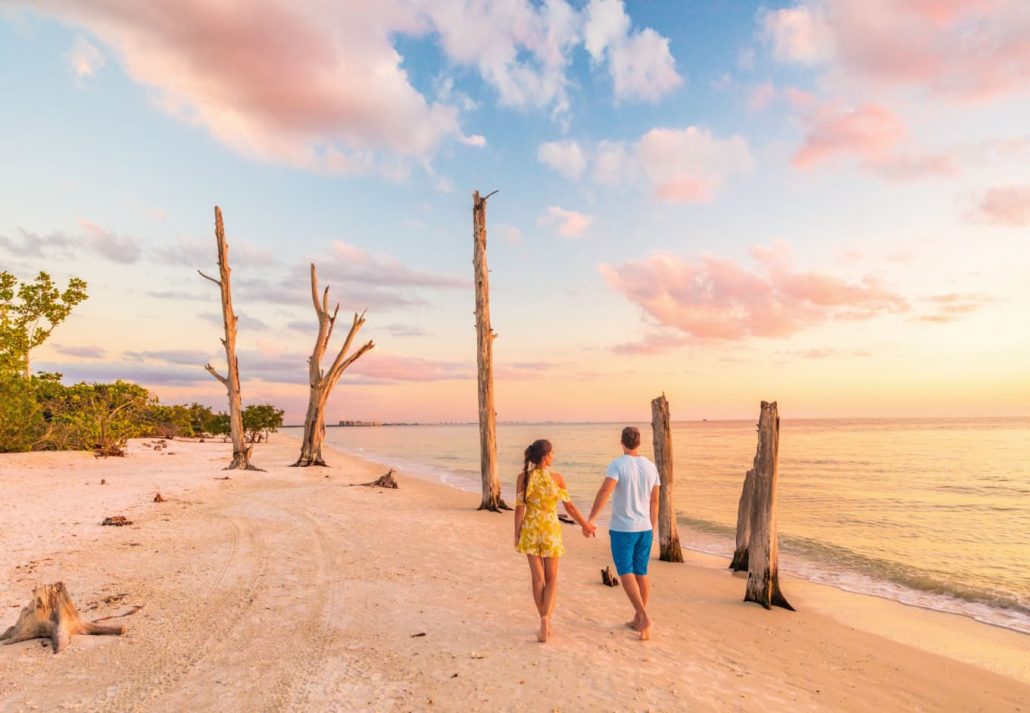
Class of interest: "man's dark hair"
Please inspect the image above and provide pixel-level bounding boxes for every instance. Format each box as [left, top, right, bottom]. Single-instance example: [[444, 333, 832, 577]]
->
[[621, 426, 641, 450]]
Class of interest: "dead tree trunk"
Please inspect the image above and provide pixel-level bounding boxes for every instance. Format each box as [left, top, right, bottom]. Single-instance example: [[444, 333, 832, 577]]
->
[[651, 393, 683, 562], [199, 206, 258, 471], [744, 401, 794, 611], [473, 190, 508, 512], [294, 263, 374, 467], [1, 582, 125, 653]]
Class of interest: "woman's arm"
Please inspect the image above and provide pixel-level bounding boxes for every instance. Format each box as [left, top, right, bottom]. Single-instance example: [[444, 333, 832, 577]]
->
[[553, 472, 594, 535], [513, 472, 527, 547]]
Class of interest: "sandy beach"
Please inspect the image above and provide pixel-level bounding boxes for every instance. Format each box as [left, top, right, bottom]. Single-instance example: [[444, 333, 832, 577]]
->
[[1, 435, 1027, 713]]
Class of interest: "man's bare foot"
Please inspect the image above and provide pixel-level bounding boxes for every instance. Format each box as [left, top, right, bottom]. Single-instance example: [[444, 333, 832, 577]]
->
[[634, 613, 653, 641], [537, 617, 549, 643]]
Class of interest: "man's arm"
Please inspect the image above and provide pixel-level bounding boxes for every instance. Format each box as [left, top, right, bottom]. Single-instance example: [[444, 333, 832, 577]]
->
[[649, 485, 660, 531], [587, 478, 617, 525]]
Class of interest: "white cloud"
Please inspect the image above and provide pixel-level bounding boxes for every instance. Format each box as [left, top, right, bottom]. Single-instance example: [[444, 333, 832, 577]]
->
[[421, 0, 580, 117], [538, 206, 592, 237], [67, 35, 104, 82], [537, 140, 587, 179], [495, 223, 523, 245], [582, 0, 682, 103], [761, 5, 833, 64], [591, 127, 753, 202]]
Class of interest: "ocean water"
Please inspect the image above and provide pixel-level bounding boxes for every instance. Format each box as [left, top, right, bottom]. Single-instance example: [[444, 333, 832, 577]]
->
[[313, 418, 1030, 635]]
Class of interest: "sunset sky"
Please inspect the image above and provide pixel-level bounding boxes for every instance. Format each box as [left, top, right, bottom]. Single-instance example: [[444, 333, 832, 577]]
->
[[1, 0, 1028, 423]]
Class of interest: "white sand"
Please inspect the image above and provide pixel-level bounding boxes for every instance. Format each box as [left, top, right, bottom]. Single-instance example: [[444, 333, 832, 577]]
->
[[1, 435, 1027, 712]]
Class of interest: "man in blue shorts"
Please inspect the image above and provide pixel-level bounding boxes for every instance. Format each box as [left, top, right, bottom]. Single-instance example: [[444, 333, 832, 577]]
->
[[586, 426, 660, 640]]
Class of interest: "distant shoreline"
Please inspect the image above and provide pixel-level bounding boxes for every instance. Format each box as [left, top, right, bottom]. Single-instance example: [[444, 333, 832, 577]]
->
[[282, 415, 1030, 429]]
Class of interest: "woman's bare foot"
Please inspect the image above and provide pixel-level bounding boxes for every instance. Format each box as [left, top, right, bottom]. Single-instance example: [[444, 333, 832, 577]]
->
[[537, 617, 549, 643], [625, 613, 641, 629]]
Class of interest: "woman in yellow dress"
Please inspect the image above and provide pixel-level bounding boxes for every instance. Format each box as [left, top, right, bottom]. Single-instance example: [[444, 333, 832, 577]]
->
[[513, 439, 594, 642]]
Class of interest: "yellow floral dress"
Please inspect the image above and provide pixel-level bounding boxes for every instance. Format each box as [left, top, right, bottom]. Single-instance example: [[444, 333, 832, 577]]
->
[[516, 468, 570, 558]]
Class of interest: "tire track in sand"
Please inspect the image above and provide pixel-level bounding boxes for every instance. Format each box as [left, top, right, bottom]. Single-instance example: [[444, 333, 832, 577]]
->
[[259, 502, 341, 712], [93, 506, 272, 713]]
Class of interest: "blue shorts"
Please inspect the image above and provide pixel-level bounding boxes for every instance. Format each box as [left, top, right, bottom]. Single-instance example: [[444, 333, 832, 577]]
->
[[609, 530, 653, 576]]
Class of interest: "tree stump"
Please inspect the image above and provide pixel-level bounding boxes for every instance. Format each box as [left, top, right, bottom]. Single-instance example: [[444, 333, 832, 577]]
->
[[1, 583, 125, 653], [600, 566, 619, 587], [743, 401, 794, 611], [359, 469, 399, 488], [651, 393, 683, 562]]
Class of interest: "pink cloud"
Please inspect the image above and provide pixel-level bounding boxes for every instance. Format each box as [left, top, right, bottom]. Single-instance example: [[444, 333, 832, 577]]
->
[[610, 331, 690, 355], [792, 102, 957, 179], [349, 354, 472, 383], [974, 185, 1030, 227], [918, 292, 993, 323], [538, 206, 592, 238], [767, 0, 1030, 100], [793, 103, 905, 168], [599, 242, 910, 341], [748, 82, 777, 112], [22, 1, 474, 175]]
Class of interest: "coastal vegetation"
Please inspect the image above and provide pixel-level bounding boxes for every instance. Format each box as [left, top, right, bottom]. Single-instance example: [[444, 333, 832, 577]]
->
[[0, 267, 282, 455]]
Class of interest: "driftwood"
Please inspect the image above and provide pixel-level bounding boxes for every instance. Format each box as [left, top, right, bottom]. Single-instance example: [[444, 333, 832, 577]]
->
[[557, 514, 575, 525], [0, 583, 125, 653], [199, 207, 259, 471], [101, 515, 132, 527], [743, 401, 794, 611], [294, 264, 374, 467], [651, 393, 683, 562], [600, 566, 619, 587], [153, 493, 166, 503], [472, 190, 508, 512], [354, 469, 399, 489]]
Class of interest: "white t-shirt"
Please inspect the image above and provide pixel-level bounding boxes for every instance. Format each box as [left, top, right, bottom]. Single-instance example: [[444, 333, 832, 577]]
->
[[605, 454, 660, 532]]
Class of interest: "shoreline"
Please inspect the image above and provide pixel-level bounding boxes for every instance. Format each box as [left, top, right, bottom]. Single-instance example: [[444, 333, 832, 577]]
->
[[319, 434, 1030, 640], [1, 435, 1028, 711]]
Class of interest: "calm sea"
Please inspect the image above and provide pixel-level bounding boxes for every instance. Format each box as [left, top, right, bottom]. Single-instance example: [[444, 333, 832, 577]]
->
[[312, 418, 1030, 634]]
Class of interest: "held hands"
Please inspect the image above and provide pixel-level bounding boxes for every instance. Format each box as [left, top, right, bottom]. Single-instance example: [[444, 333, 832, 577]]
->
[[581, 520, 597, 538]]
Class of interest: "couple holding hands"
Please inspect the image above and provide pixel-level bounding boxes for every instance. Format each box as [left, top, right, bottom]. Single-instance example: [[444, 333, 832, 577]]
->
[[513, 426, 660, 643]]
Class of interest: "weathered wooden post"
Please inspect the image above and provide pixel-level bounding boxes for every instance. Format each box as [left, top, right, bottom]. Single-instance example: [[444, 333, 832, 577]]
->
[[473, 190, 508, 512], [199, 206, 258, 470], [744, 401, 794, 610], [651, 393, 683, 562]]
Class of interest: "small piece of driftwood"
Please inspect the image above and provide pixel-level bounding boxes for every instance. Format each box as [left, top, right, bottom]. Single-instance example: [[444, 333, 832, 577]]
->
[[601, 566, 619, 587], [0, 582, 125, 653], [353, 469, 399, 489], [153, 493, 165, 503], [101, 516, 133, 527], [557, 514, 575, 525]]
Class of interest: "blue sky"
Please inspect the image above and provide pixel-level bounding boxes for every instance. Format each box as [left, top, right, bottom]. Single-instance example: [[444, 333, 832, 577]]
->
[[1, 1, 1028, 422]]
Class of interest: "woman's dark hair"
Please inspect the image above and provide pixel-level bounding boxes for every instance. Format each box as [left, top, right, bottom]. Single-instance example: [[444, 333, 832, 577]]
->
[[519, 438, 553, 491]]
